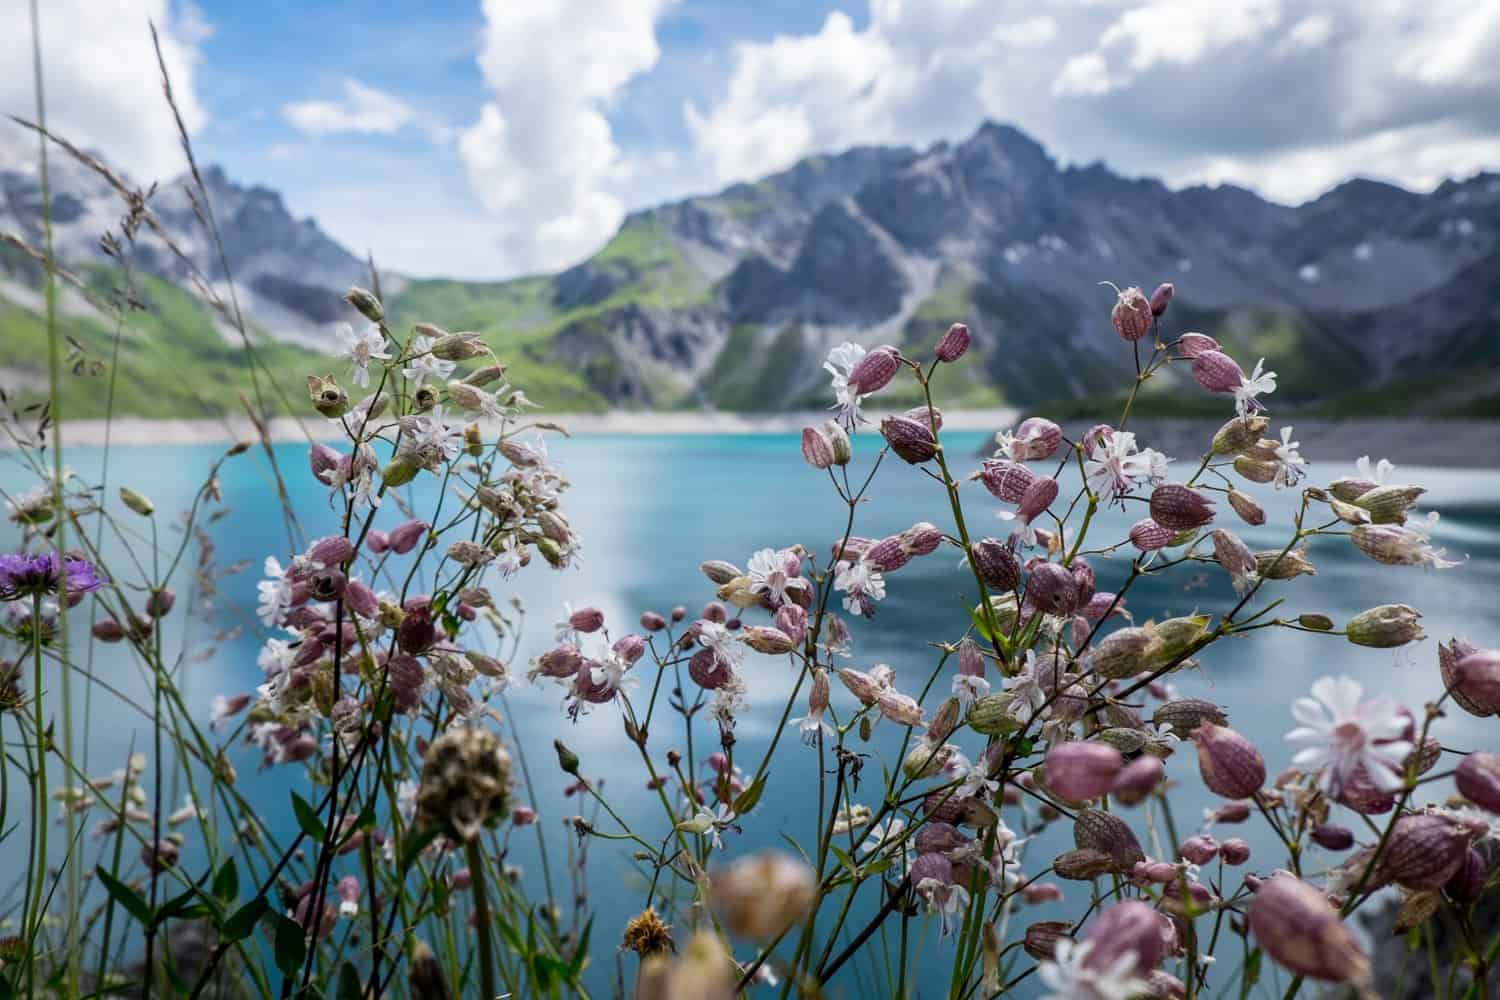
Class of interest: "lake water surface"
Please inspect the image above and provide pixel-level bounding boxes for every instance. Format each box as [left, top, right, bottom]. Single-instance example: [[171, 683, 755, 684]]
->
[[4, 432, 1498, 996]]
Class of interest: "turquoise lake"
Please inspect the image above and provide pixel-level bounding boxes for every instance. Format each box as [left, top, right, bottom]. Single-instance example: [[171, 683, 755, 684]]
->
[[3, 432, 1498, 996]]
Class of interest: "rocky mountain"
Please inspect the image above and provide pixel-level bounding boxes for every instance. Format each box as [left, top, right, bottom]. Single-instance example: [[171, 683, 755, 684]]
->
[[3, 121, 1498, 417]]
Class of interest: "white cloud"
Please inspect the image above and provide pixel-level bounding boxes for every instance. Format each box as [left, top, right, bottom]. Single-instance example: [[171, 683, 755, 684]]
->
[[0, 0, 206, 182], [283, 79, 415, 136], [684, 0, 1500, 207], [456, 0, 676, 275]]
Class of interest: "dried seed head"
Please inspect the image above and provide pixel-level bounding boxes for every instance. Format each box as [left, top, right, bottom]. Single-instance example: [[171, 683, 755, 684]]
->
[[978, 459, 1035, 503], [1073, 808, 1145, 868], [621, 907, 674, 958], [1311, 823, 1354, 850], [1044, 742, 1124, 802], [1255, 548, 1315, 580], [1193, 723, 1265, 799], [1381, 812, 1481, 889], [710, 851, 817, 939], [823, 419, 853, 465], [1149, 484, 1215, 531], [1233, 456, 1279, 484], [881, 415, 938, 464], [1210, 415, 1268, 455], [1023, 921, 1073, 961], [1352, 484, 1425, 525], [415, 727, 513, 842], [1054, 848, 1116, 880], [1110, 285, 1153, 342], [1345, 604, 1424, 648], [847, 346, 901, 395], [935, 322, 971, 362], [430, 332, 489, 361], [970, 538, 1021, 591], [1248, 875, 1369, 983], [306, 374, 350, 419]]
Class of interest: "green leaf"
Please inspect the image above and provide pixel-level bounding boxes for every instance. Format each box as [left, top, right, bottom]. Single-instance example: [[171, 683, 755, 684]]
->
[[337, 961, 362, 1000], [95, 867, 152, 926], [213, 858, 240, 903], [966, 605, 994, 642], [732, 774, 767, 816], [154, 886, 202, 927], [829, 845, 856, 878], [861, 856, 894, 878], [273, 912, 308, 979], [222, 896, 269, 942], [566, 917, 594, 978], [290, 791, 326, 841]]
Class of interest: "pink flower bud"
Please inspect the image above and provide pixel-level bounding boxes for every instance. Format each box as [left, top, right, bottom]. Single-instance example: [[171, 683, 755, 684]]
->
[[1018, 477, 1059, 521], [1179, 835, 1218, 865], [864, 536, 910, 573], [900, 521, 943, 556], [1382, 813, 1480, 889], [533, 645, 582, 679], [701, 602, 727, 624], [1456, 752, 1500, 812], [1454, 648, 1500, 714], [775, 604, 808, 643], [801, 425, 836, 470], [387, 655, 425, 714], [1148, 282, 1174, 317], [1445, 848, 1488, 903], [1310, 823, 1354, 850], [1027, 561, 1079, 615], [1439, 638, 1499, 717], [1129, 519, 1175, 551], [1080, 591, 1124, 622], [970, 538, 1021, 591], [934, 322, 971, 362], [1083, 899, 1166, 974], [742, 626, 796, 655], [1212, 801, 1251, 824], [979, 459, 1034, 502], [915, 821, 970, 855], [309, 535, 356, 567], [1191, 350, 1244, 393], [880, 415, 938, 464], [1110, 285, 1153, 342], [309, 442, 342, 483], [877, 690, 924, 727], [689, 649, 734, 689], [365, 528, 389, 554], [1218, 838, 1250, 865], [957, 636, 985, 678], [1193, 723, 1265, 799], [1022, 883, 1062, 904], [612, 634, 647, 664], [1149, 484, 1215, 531], [568, 606, 605, 633], [345, 579, 379, 618], [512, 805, 537, 826], [837, 668, 881, 705], [847, 346, 901, 395], [1226, 489, 1266, 526], [146, 588, 175, 618], [904, 405, 942, 430], [1111, 755, 1164, 806], [1248, 875, 1370, 982], [1069, 558, 1096, 606], [909, 852, 954, 887], [639, 611, 666, 631], [1044, 742, 1124, 802], [1175, 332, 1220, 358], [387, 519, 428, 555]]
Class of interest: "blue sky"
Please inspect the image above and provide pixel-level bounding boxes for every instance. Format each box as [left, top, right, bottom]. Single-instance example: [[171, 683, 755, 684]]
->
[[6, 0, 1500, 279]]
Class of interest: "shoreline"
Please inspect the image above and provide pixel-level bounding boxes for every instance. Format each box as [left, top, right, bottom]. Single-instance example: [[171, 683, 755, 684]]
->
[[16, 413, 1500, 469]]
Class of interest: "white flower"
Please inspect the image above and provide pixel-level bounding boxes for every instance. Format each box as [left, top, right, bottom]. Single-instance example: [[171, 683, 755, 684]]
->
[[746, 547, 797, 605], [860, 817, 911, 867], [1083, 431, 1170, 504], [256, 557, 292, 627], [1355, 455, 1394, 484], [832, 803, 873, 836], [337, 323, 391, 388], [834, 559, 886, 616], [401, 334, 457, 387], [916, 879, 970, 938], [951, 672, 991, 707], [1001, 652, 1048, 722], [1038, 939, 1151, 1000], [1233, 358, 1277, 417], [680, 803, 736, 850], [696, 620, 743, 669], [1286, 675, 1413, 795], [824, 342, 869, 427], [946, 750, 1000, 799], [1272, 426, 1306, 490], [588, 652, 637, 699]]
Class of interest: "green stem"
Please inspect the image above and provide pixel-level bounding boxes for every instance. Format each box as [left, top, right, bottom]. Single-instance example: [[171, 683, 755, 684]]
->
[[465, 839, 499, 1000]]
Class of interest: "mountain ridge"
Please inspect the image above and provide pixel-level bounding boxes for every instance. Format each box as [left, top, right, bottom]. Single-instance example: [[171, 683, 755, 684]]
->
[[2, 119, 1498, 418]]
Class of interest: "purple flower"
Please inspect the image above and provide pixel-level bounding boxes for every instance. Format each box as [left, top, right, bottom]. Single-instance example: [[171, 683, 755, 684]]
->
[[0, 551, 106, 600]]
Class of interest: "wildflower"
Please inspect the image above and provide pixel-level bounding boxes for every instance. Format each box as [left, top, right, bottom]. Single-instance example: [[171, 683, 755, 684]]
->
[[622, 908, 674, 958], [336, 323, 391, 388], [1083, 430, 1169, 504], [401, 334, 457, 387], [832, 803, 873, 835], [951, 637, 991, 706], [1044, 742, 1123, 802], [0, 551, 106, 600], [336, 875, 361, 917], [1271, 426, 1306, 489], [209, 693, 251, 729], [824, 341, 869, 426], [679, 803, 736, 851], [1038, 938, 1151, 1000], [1001, 651, 1048, 722], [1356, 455, 1395, 486], [1350, 512, 1462, 568], [1286, 676, 1412, 795], [994, 416, 1062, 462], [833, 558, 885, 616], [695, 619, 743, 669], [1234, 358, 1277, 416], [746, 547, 802, 606], [710, 851, 816, 939]]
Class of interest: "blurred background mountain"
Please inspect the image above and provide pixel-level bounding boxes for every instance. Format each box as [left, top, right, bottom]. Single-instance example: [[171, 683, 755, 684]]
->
[[3, 120, 1497, 419]]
